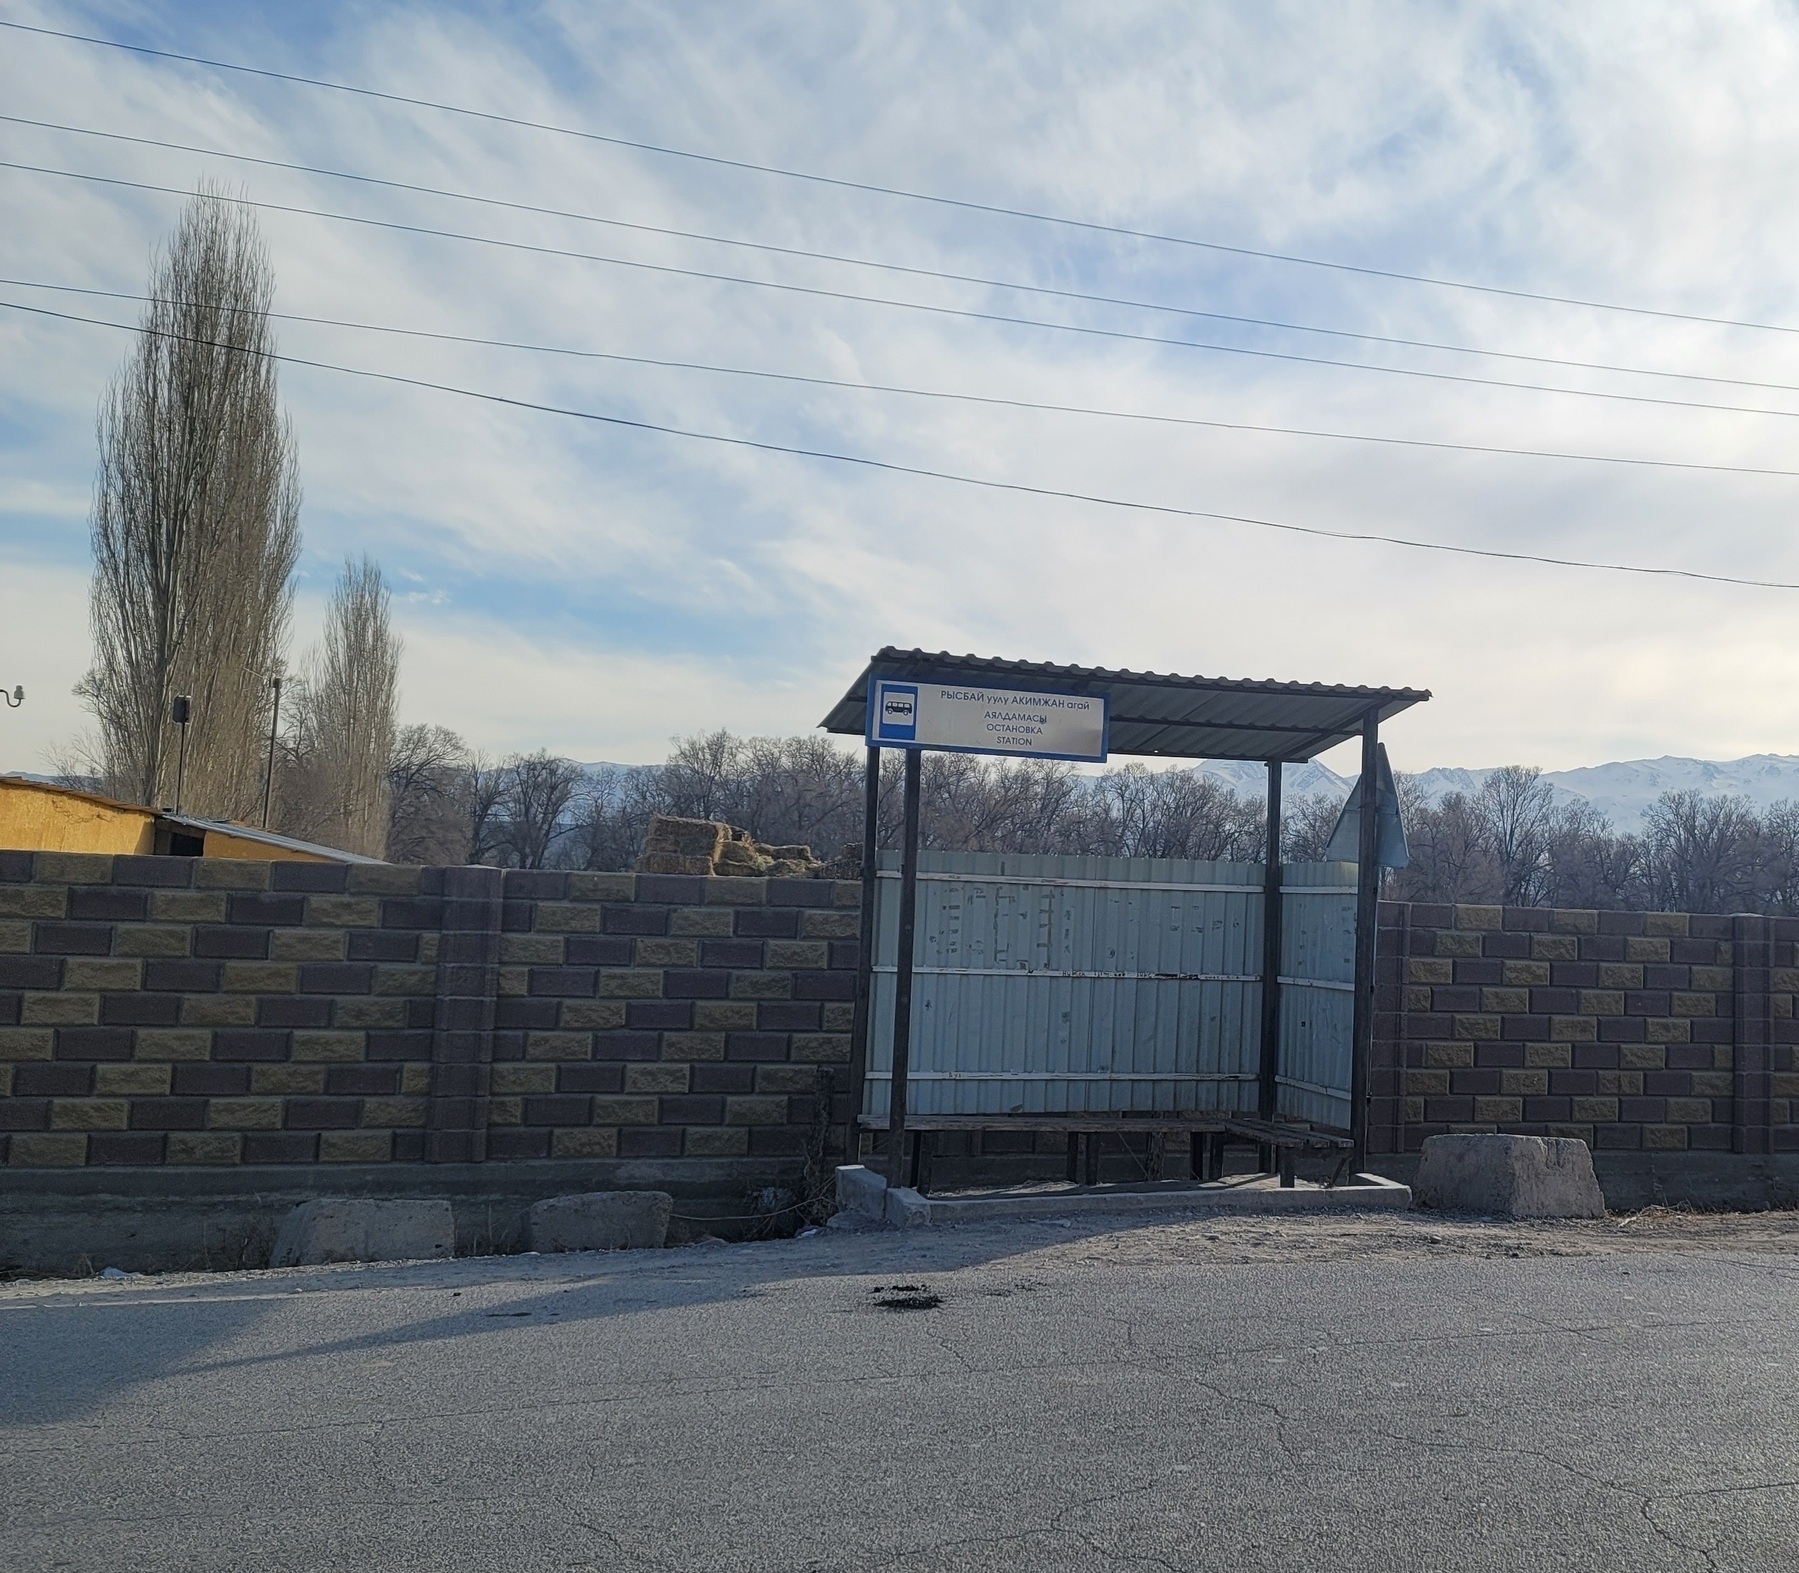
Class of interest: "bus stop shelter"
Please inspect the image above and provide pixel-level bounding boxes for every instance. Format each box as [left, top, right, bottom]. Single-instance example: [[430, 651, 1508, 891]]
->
[[821, 648, 1430, 1188]]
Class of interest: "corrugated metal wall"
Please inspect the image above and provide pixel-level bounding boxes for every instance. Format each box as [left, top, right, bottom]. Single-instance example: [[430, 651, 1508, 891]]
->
[[1275, 861, 1358, 1130], [864, 851, 1357, 1125]]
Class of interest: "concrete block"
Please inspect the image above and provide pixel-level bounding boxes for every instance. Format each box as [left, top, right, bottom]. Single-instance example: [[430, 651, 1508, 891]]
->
[[526, 1190, 672, 1252], [835, 1164, 887, 1220], [1413, 1133, 1606, 1218], [884, 1185, 930, 1228], [270, 1198, 455, 1267]]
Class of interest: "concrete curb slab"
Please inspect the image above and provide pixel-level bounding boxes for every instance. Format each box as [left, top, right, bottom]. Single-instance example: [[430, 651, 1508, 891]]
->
[[270, 1199, 455, 1267]]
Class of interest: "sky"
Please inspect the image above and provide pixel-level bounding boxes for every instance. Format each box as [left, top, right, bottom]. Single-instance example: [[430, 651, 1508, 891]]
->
[[5, 1, 1799, 780]]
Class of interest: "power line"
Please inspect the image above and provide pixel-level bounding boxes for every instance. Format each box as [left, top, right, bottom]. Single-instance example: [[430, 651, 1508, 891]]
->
[[9, 276, 1799, 482], [6, 294, 1793, 592], [11, 160, 1799, 423], [7, 114, 1798, 398], [4, 14, 1795, 338]]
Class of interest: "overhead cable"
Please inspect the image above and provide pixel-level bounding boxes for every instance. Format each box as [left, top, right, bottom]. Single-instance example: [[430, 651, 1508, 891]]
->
[[10, 160, 1799, 423], [6, 114, 1797, 396], [5, 295, 1793, 593], [8, 277, 1798, 482], [3, 15, 1796, 337]]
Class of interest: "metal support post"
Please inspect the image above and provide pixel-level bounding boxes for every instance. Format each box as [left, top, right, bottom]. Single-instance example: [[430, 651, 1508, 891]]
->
[[1259, 761, 1284, 1122], [886, 747, 923, 1187], [1349, 707, 1382, 1174], [845, 746, 880, 1166]]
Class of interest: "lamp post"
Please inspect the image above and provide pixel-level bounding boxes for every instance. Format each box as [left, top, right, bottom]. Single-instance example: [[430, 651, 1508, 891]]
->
[[0, 685, 21, 709], [170, 695, 191, 815]]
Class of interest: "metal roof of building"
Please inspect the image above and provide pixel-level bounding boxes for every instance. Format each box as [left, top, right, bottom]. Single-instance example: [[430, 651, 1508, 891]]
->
[[821, 649, 1430, 763], [159, 813, 387, 864]]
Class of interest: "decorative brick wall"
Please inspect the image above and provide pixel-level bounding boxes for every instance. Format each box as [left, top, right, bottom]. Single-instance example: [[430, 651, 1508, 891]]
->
[[1371, 901, 1798, 1158], [0, 852, 858, 1171]]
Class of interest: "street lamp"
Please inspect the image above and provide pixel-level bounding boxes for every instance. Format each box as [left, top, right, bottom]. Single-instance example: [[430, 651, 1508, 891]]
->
[[0, 685, 21, 709]]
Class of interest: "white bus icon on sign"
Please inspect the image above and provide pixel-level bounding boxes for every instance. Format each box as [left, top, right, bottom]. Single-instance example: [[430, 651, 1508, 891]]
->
[[875, 682, 918, 742]]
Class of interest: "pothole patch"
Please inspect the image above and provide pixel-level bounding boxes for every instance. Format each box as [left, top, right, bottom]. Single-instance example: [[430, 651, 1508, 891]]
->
[[871, 1282, 943, 1312]]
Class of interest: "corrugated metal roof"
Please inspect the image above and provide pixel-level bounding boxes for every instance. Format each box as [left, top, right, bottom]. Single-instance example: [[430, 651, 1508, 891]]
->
[[820, 649, 1430, 762], [160, 814, 387, 865]]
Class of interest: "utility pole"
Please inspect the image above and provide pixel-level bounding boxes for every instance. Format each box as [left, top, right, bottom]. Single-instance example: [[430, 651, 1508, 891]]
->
[[171, 695, 191, 815], [262, 673, 282, 828]]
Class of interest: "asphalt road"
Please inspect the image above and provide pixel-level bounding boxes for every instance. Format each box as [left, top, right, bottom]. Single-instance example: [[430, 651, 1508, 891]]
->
[[5, 1209, 1799, 1572]]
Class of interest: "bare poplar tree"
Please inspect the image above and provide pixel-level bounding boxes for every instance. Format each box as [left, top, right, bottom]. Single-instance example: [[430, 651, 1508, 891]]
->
[[79, 183, 301, 814]]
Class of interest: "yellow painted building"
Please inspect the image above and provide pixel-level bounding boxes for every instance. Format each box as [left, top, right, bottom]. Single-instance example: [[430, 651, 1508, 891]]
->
[[0, 776, 381, 864]]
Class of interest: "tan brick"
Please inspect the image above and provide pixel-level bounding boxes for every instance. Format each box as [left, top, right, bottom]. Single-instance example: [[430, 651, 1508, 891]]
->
[[1500, 1069, 1548, 1096], [1551, 1016, 1598, 1041], [702, 877, 767, 905], [791, 1033, 851, 1063], [1624, 937, 1670, 963], [533, 902, 602, 933], [1473, 1097, 1523, 1122], [551, 1127, 618, 1158], [1408, 958, 1454, 984], [1774, 967, 1799, 993], [1531, 934, 1580, 961], [660, 1031, 725, 1062], [291, 1031, 365, 1062], [33, 852, 114, 884], [151, 890, 227, 922], [525, 1032, 593, 1061], [1403, 1097, 1426, 1124], [1452, 1014, 1500, 1040], [270, 928, 346, 961], [1596, 964, 1644, 989], [102, 907, 183, 962], [501, 934, 566, 965], [168, 1133, 242, 1164], [684, 1126, 748, 1156], [1644, 912, 1689, 937], [1645, 1018, 1690, 1043], [1549, 909, 1599, 934], [1620, 1044, 1667, 1070], [694, 1002, 758, 1030], [591, 1096, 659, 1124], [1578, 990, 1625, 1017], [567, 872, 635, 901], [0, 884, 66, 917], [1425, 1042, 1475, 1068], [560, 1000, 628, 1030], [0, 920, 31, 952], [488, 1096, 522, 1125], [823, 1003, 855, 1032], [1714, 1046, 1735, 1070], [635, 938, 698, 967], [1480, 988, 1531, 1014], [63, 959, 143, 991], [626, 1062, 690, 1093], [362, 1097, 427, 1128], [334, 997, 407, 1029], [0, 1028, 55, 1061], [209, 1098, 284, 1129], [1642, 1124, 1688, 1150], [1690, 1071, 1733, 1098], [320, 1130, 392, 1162], [1773, 1073, 1799, 1100], [373, 965, 434, 996], [831, 881, 861, 908], [1407, 1069, 1451, 1095], [730, 970, 792, 1000], [401, 1063, 432, 1096], [1501, 961, 1551, 987], [1671, 993, 1715, 1018], [492, 1064, 557, 1094], [669, 906, 735, 937], [800, 909, 859, 939], [346, 865, 421, 895], [94, 1063, 171, 1096], [725, 1095, 790, 1125], [50, 1098, 128, 1130], [0, 1067, 10, 1097], [134, 1029, 213, 1061], [222, 961, 297, 993], [1570, 1097, 1619, 1122], [1432, 930, 1484, 958], [1406, 986, 1434, 1012], [418, 933, 439, 965], [8, 1133, 87, 1166], [755, 1063, 825, 1094], [768, 940, 829, 970], [1595, 1071, 1643, 1096], [1454, 905, 1502, 931], [1666, 1097, 1714, 1124], [23, 993, 99, 1026], [190, 859, 270, 890], [1690, 966, 1733, 992], [1524, 1042, 1572, 1068], [1545, 1124, 1595, 1145], [251, 1065, 328, 1094], [304, 896, 381, 928], [598, 969, 664, 999]]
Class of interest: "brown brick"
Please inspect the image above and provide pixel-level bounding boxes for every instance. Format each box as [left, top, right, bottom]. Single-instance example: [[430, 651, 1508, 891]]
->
[[133, 1029, 213, 1061], [221, 962, 297, 993], [9, 1133, 87, 1165], [0, 1028, 54, 1061], [551, 1127, 618, 1158], [50, 1098, 129, 1130], [492, 1064, 556, 1094], [22, 993, 99, 1026], [625, 1062, 690, 1093], [114, 925, 192, 957], [0, 885, 67, 918], [209, 1098, 284, 1129], [179, 997, 256, 1027], [63, 959, 143, 991], [150, 891, 226, 923], [591, 1096, 659, 1124], [192, 860, 271, 890], [94, 1064, 171, 1096], [320, 1130, 391, 1162], [0, 921, 32, 952]]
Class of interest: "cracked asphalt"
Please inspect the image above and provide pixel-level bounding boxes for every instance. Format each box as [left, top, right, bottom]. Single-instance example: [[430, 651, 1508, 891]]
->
[[5, 1207, 1799, 1571]]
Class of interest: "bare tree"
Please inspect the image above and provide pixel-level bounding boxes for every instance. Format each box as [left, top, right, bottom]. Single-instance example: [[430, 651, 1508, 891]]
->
[[387, 723, 473, 865], [493, 751, 583, 868], [78, 184, 300, 815]]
